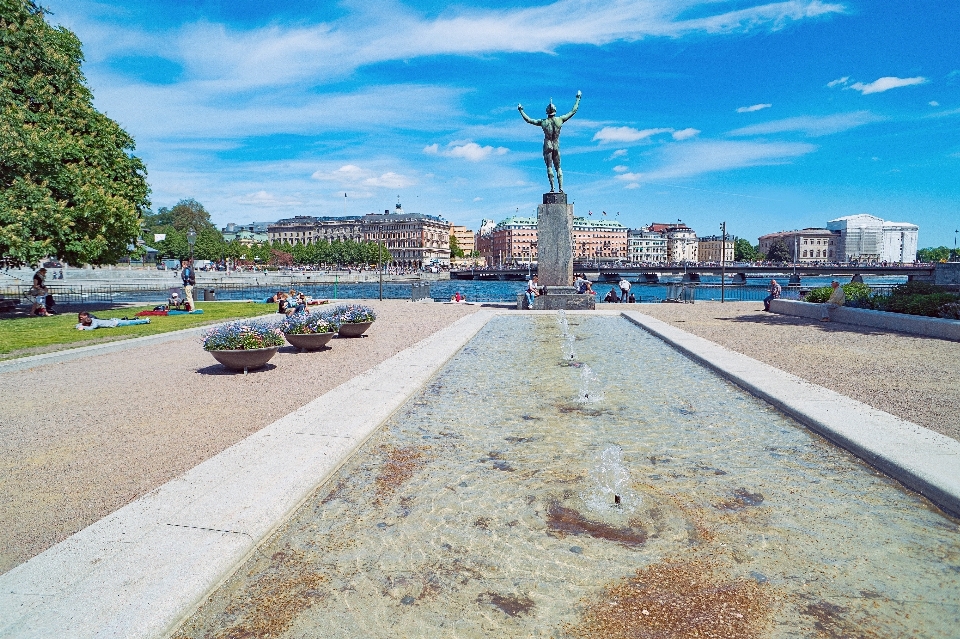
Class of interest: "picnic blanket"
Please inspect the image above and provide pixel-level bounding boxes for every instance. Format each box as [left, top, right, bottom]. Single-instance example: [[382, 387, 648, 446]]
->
[[135, 310, 168, 316], [167, 309, 205, 315]]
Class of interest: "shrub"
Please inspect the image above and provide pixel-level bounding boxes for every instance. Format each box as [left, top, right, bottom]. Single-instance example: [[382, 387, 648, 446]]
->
[[279, 313, 337, 335], [880, 292, 960, 317], [202, 320, 284, 351], [939, 302, 960, 320], [805, 282, 872, 305]]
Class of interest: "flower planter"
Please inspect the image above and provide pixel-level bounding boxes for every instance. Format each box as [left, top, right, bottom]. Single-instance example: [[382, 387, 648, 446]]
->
[[208, 346, 280, 373], [284, 331, 335, 351], [337, 321, 373, 337]]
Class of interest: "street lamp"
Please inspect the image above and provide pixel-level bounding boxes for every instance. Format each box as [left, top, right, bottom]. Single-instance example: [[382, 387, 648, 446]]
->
[[187, 228, 196, 260]]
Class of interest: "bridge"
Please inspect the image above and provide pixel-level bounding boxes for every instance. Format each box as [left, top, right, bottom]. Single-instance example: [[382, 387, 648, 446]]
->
[[451, 264, 936, 283]]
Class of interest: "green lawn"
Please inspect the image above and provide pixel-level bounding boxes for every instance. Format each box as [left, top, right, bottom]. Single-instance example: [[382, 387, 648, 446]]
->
[[0, 302, 275, 357]]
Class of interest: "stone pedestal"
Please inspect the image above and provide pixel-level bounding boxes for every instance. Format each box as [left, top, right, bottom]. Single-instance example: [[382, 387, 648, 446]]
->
[[533, 192, 595, 310], [537, 192, 573, 287]]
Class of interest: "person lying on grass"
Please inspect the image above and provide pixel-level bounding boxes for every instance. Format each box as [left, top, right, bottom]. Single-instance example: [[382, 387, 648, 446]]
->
[[76, 311, 151, 330]]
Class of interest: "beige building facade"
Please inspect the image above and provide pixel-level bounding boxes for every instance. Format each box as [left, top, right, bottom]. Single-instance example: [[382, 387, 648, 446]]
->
[[758, 228, 838, 262], [362, 203, 451, 266], [697, 235, 735, 262]]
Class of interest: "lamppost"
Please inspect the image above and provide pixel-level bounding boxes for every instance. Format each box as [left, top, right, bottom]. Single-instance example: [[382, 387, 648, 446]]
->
[[720, 221, 726, 303], [187, 228, 196, 260]]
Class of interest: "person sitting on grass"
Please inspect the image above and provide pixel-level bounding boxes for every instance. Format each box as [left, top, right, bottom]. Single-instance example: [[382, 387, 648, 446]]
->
[[76, 311, 150, 330], [167, 291, 185, 310]]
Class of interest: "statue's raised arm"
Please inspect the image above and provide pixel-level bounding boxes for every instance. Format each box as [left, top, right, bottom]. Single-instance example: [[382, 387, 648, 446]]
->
[[517, 103, 541, 126], [559, 90, 582, 123]]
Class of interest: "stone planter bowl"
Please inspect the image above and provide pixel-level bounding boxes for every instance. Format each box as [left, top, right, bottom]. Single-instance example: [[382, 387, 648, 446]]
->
[[208, 346, 280, 373], [337, 321, 373, 338], [284, 331, 335, 351]]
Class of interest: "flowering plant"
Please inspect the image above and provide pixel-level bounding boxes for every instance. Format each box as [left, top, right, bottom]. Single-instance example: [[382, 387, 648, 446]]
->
[[202, 320, 285, 351], [279, 313, 337, 335], [326, 304, 377, 324]]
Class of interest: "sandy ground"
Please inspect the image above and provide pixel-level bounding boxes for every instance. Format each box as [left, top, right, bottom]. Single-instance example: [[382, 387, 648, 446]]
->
[[0, 300, 484, 574], [2, 300, 957, 574], [622, 301, 960, 442]]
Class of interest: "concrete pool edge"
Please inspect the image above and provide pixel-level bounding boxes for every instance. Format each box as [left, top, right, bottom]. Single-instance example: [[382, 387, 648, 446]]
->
[[0, 310, 497, 639], [622, 310, 960, 519]]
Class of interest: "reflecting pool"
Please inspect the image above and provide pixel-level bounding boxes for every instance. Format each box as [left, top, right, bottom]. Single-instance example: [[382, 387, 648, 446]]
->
[[174, 314, 960, 639]]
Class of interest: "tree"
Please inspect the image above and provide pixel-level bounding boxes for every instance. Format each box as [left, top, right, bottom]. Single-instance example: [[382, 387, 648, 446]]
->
[[734, 238, 761, 262], [917, 246, 950, 263], [0, 0, 150, 267], [766, 239, 791, 262], [193, 226, 226, 260], [449, 234, 464, 258], [169, 198, 214, 233]]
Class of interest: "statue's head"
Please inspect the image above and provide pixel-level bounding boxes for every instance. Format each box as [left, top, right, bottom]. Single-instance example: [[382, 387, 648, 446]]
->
[[546, 99, 556, 116]]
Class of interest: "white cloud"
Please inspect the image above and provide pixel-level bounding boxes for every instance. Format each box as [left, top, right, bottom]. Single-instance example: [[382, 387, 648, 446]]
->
[[593, 126, 673, 143], [236, 190, 303, 207], [473, 197, 483, 201], [609, 149, 628, 159], [847, 76, 928, 94], [736, 103, 772, 113], [312, 164, 416, 189], [727, 111, 882, 137], [613, 165, 629, 173], [616, 140, 816, 181], [672, 128, 700, 140], [55, 1, 845, 95], [929, 101, 940, 107], [424, 141, 509, 161], [827, 76, 849, 88]]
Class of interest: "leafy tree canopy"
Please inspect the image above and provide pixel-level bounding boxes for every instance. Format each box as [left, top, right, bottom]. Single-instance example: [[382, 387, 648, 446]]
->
[[917, 246, 952, 263], [766, 239, 791, 262], [168, 198, 214, 233], [734, 238, 762, 262], [0, 0, 150, 267], [449, 233, 464, 258]]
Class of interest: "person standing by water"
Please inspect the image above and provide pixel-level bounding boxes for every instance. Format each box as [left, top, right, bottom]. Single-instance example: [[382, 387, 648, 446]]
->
[[181, 258, 196, 311], [763, 278, 781, 312], [618, 277, 631, 303], [820, 280, 845, 322]]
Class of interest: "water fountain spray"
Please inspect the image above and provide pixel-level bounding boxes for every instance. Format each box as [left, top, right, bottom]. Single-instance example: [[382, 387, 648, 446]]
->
[[583, 445, 640, 513]]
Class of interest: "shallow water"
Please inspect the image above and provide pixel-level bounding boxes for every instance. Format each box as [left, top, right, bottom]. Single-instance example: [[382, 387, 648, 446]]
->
[[174, 314, 960, 639]]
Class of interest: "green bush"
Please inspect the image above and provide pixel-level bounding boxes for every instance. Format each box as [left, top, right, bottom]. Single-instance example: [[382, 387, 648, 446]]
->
[[805, 282, 872, 305], [880, 292, 960, 317]]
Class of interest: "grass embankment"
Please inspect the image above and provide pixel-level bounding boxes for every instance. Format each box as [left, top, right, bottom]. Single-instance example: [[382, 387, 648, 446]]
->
[[0, 302, 274, 359]]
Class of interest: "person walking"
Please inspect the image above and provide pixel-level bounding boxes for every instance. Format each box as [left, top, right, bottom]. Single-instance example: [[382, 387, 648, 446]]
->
[[820, 280, 845, 321], [619, 277, 631, 303], [763, 278, 781, 312], [181, 258, 196, 311]]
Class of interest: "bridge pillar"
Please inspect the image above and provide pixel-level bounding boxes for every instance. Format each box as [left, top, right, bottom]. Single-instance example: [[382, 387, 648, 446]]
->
[[732, 273, 746, 284], [642, 273, 659, 283], [851, 273, 864, 284], [789, 273, 801, 285], [681, 272, 701, 283]]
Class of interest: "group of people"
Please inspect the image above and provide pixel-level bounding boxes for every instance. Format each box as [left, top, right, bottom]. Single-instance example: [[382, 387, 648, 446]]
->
[[265, 289, 324, 315]]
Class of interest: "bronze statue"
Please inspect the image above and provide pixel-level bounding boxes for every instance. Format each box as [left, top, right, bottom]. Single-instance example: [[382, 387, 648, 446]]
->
[[518, 91, 581, 192]]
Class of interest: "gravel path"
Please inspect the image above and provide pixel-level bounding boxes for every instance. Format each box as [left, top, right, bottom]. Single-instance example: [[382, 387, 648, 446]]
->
[[627, 301, 960, 442], [0, 301, 483, 574]]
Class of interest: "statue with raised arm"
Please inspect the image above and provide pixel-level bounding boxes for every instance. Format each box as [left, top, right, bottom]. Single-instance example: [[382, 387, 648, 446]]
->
[[518, 90, 581, 193]]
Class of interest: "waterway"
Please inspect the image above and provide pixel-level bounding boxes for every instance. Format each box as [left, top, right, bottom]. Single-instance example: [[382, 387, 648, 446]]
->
[[173, 314, 959, 639]]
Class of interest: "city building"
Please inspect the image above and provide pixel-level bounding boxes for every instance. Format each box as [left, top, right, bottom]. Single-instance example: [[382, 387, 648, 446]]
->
[[485, 215, 538, 266], [758, 228, 838, 262], [697, 235, 735, 263], [450, 225, 475, 255], [267, 216, 363, 245], [573, 218, 628, 262], [627, 228, 667, 263], [826, 214, 919, 263], [362, 202, 451, 266], [647, 222, 698, 262], [221, 222, 269, 245]]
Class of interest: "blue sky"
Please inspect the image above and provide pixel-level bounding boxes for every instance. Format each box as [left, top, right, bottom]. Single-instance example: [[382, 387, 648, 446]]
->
[[47, 0, 959, 247]]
